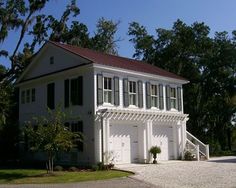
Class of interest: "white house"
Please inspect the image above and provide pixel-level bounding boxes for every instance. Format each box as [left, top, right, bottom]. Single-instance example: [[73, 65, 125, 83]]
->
[[16, 41, 209, 165]]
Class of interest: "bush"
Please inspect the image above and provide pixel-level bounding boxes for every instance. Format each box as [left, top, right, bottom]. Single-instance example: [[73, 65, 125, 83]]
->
[[96, 162, 114, 171], [91, 165, 99, 171], [184, 150, 194, 161], [68, 166, 78, 172], [54, 165, 63, 171]]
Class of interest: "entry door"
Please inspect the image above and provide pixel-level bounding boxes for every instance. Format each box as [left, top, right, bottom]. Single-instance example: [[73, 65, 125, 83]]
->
[[109, 123, 138, 164]]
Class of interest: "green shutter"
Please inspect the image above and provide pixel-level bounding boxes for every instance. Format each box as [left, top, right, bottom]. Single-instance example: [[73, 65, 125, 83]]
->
[[123, 78, 129, 107], [146, 82, 151, 109], [166, 85, 171, 110], [138, 81, 143, 108], [97, 74, 103, 106], [47, 83, 55, 109], [177, 87, 182, 111], [159, 84, 164, 110], [64, 79, 69, 108], [70, 79, 77, 105], [114, 77, 119, 106]]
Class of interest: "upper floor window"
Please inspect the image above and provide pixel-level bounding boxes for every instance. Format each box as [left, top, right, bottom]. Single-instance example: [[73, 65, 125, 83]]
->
[[104, 77, 112, 103], [151, 84, 158, 108], [21, 88, 36, 104], [50, 56, 54, 65], [47, 83, 55, 109], [129, 81, 137, 105], [70, 76, 83, 106], [170, 87, 177, 109]]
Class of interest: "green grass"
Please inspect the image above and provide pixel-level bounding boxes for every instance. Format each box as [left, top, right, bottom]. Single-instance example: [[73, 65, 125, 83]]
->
[[0, 169, 132, 184]]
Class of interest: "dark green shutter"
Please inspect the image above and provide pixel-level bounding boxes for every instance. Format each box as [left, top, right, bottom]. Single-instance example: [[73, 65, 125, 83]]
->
[[146, 82, 151, 109], [166, 85, 171, 110], [78, 76, 83, 105], [64, 79, 69, 108], [47, 83, 55, 109], [97, 74, 103, 106], [123, 78, 129, 107], [114, 77, 119, 106], [70, 79, 77, 105], [177, 87, 182, 111], [138, 81, 143, 108], [159, 84, 164, 110]]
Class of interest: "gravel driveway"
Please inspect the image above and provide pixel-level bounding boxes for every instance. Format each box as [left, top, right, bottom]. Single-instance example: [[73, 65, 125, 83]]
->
[[117, 156, 236, 188]]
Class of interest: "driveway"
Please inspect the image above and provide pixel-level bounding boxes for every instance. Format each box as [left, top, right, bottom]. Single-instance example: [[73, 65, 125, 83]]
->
[[116, 156, 236, 188]]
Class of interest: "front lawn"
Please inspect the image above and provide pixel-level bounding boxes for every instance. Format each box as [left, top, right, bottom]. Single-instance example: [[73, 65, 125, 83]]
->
[[0, 169, 131, 184]]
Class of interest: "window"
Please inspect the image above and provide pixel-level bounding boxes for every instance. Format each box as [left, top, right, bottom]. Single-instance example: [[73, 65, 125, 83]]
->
[[47, 83, 55, 109], [50, 56, 54, 65], [70, 77, 83, 105], [31, 88, 35, 102], [104, 77, 112, 103], [129, 81, 136, 105], [151, 84, 158, 108], [21, 91, 25, 104], [26, 89, 30, 103], [170, 87, 177, 109]]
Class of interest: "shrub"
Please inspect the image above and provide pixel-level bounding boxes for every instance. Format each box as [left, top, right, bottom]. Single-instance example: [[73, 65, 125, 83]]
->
[[91, 165, 99, 171], [184, 150, 194, 161], [54, 165, 63, 171], [68, 166, 78, 172]]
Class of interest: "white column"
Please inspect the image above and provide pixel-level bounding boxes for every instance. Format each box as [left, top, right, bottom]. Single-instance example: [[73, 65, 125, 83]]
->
[[172, 123, 178, 159], [181, 121, 187, 159], [143, 124, 147, 163], [146, 120, 153, 163], [105, 119, 110, 164], [163, 84, 166, 111]]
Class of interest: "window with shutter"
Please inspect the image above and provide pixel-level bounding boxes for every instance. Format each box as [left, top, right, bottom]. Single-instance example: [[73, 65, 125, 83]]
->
[[129, 81, 137, 106], [31, 88, 35, 102], [170, 87, 177, 109], [166, 85, 171, 110], [70, 76, 83, 106], [146, 82, 151, 109], [104, 77, 112, 103], [123, 79, 129, 107], [159, 84, 164, 110], [114, 77, 119, 106], [64, 79, 69, 108], [47, 83, 55, 109], [97, 74, 103, 106], [138, 81, 143, 108], [21, 90, 25, 104], [70, 121, 83, 152]]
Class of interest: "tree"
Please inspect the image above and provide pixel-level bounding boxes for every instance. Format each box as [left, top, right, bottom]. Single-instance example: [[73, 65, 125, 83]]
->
[[128, 20, 236, 152], [24, 106, 82, 173]]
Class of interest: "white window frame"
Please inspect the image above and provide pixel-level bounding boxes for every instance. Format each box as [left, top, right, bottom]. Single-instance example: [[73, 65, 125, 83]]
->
[[170, 87, 177, 110], [151, 84, 159, 108], [103, 76, 113, 104], [128, 80, 137, 106]]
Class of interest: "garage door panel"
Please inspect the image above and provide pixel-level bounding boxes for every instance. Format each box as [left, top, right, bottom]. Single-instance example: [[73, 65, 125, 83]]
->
[[152, 124, 174, 160], [109, 123, 138, 164]]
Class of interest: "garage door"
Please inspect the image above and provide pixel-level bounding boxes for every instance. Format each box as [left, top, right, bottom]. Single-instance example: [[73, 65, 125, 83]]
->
[[109, 123, 139, 164], [152, 124, 174, 160]]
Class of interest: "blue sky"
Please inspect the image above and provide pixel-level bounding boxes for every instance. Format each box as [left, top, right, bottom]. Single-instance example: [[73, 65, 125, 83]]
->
[[1, 0, 236, 68]]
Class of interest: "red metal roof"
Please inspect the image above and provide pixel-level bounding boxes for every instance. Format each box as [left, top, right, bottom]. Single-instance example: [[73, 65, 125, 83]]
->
[[49, 41, 187, 81]]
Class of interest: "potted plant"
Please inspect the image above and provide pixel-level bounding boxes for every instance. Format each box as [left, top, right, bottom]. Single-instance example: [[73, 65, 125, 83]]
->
[[149, 146, 161, 164]]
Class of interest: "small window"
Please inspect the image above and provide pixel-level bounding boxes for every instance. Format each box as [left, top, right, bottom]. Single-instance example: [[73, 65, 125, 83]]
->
[[170, 87, 177, 109], [26, 89, 30, 103], [50, 56, 54, 65], [104, 77, 112, 103], [129, 81, 136, 105], [31, 88, 35, 102], [151, 85, 158, 108], [21, 90, 25, 104]]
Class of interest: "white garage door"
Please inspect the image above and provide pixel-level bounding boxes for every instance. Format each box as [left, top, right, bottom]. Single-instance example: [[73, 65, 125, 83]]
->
[[152, 124, 174, 160], [109, 123, 139, 164]]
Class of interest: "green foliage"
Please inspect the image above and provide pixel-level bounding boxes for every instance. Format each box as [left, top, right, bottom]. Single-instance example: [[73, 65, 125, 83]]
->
[[129, 20, 236, 153], [184, 150, 195, 161], [24, 105, 82, 173]]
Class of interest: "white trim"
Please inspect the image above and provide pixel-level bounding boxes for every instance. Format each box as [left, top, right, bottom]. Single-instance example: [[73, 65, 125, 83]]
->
[[93, 64, 189, 85]]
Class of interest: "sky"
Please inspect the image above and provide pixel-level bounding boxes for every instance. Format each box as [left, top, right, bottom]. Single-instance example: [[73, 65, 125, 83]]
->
[[1, 0, 236, 68]]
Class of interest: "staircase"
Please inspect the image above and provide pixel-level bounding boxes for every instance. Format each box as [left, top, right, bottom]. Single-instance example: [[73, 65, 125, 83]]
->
[[185, 131, 209, 161]]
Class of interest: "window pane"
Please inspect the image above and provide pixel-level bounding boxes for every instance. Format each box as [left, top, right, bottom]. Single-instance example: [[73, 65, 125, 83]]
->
[[170, 88, 176, 98], [108, 91, 112, 103], [171, 99, 176, 109], [104, 78, 107, 89], [104, 91, 108, 103], [108, 78, 112, 89]]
